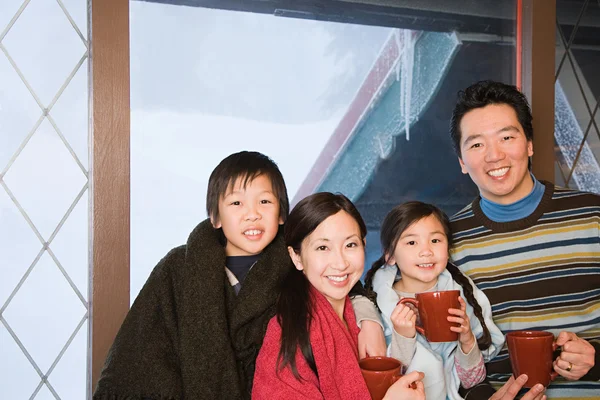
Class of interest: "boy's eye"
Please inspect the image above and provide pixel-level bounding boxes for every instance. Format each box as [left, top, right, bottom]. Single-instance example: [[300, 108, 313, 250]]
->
[[432, 238, 442, 243], [502, 136, 513, 141], [471, 143, 482, 149], [230, 201, 241, 206]]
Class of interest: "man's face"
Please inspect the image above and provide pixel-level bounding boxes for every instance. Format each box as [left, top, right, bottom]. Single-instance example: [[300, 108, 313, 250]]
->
[[458, 103, 534, 205], [212, 174, 283, 256]]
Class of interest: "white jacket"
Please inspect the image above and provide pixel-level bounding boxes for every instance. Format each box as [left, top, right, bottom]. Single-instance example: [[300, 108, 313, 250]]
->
[[372, 265, 505, 400]]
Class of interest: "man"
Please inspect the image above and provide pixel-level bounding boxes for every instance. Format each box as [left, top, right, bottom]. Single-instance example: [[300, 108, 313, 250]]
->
[[449, 81, 600, 399]]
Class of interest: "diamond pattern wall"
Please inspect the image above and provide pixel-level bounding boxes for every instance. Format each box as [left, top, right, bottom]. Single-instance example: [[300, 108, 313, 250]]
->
[[0, 0, 89, 398], [555, 0, 600, 192]]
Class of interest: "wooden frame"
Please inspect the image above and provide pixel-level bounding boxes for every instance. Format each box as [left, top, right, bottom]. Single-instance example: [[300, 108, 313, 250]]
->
[[86, 0, 558, 396], [89, 0, 130, 395], [519, 0, 556, 182]]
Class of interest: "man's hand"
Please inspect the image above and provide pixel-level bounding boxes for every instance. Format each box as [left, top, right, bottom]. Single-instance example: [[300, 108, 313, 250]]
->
[[383, 371, 425, 400], [358, 320, 387, 359], [553, 331, 596, 380], [490, 375, 546, 400]]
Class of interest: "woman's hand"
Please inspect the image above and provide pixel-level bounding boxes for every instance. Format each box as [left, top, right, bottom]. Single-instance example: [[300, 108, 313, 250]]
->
[[383, 371, 425, 400], [391, 302, 417, 339], [448, 297, 476, 353], [358, 320, 387, 359], [553, 331, 596, 380], [490, 375, 546, 400]]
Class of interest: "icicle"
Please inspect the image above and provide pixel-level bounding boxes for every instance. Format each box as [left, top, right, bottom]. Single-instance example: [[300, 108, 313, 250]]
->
[[396, 29, 405, 123], [401, 30, 415, 141], [395, 29, 401, 82]]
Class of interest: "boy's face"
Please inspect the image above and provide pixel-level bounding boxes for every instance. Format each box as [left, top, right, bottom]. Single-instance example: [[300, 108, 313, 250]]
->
[[458, 103, 534, 205], [212, 174, 283, 257]]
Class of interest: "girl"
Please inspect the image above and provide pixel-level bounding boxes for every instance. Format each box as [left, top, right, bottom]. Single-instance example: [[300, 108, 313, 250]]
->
[[253, 193, 425, 400], [365, 201, 505, 400]]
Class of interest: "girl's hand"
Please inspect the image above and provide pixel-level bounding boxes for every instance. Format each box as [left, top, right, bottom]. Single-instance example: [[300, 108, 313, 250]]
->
[[448, 297, 476, 353], [391, 302, 417, 338], [357, 320, 387, 359]]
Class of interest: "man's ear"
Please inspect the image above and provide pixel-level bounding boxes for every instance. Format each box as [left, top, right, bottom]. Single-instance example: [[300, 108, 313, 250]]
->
[[458, 157, 468, 175], [527, 140, 534, 157], [211, 216, 221, 229], [287, 246, 303, 271]]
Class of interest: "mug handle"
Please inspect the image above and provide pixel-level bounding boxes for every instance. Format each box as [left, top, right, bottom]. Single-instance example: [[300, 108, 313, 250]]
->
[[551, 341, 559, 381], [397, 298, 425, 336]]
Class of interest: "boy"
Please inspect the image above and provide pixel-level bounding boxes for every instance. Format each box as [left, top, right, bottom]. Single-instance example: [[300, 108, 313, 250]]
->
[[94, 151, 383, 400]]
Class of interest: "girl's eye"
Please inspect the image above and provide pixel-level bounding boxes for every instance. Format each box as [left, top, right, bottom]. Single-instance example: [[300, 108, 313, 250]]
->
[[231, 201, 241, 206], [432, 238, 442, 243], [316, 245, 328, 251], [260, 199, 272, 204], [407, 241, 416, 246], [346, 242, 358, 248]]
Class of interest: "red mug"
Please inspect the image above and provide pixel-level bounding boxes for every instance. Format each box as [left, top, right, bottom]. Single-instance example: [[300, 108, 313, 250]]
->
[[397, 290, 461, 342], [506, 330, 559, 388], [359, 356, 403, 400]]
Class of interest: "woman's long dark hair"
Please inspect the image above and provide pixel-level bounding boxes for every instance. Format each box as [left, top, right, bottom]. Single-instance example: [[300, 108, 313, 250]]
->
[[364, 201, 492, 350], [277, 192, 367, 379]]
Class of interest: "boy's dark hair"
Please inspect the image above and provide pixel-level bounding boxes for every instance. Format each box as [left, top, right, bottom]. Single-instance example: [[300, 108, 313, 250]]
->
[[278, 192, 367, 379], [206, 151, 289, 223], [364, 201, 493, 351], [450, 80, 534, 157]]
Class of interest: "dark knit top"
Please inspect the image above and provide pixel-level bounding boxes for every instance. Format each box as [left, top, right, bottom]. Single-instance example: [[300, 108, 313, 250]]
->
[[93, 219, 292, 400], [451, 182, 600, 399]]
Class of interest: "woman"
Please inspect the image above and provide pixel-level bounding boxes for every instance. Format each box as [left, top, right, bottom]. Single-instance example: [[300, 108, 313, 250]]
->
[[252, 192, 425, 399]]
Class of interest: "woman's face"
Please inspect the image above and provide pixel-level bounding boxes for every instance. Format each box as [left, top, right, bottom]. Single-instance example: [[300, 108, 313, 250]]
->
[[288, 211, 365, 312]]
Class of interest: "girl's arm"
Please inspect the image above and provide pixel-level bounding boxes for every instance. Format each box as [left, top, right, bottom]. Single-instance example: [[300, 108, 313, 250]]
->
[[388, 302, 418, 366], [351, 296, 386, 358], [454, 342, 487, 388], [350, 281, 387, 358], [390, 328, 417, 367]]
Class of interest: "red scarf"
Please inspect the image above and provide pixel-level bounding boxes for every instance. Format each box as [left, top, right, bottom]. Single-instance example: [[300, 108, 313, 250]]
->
[[253, 286, 371, 399]]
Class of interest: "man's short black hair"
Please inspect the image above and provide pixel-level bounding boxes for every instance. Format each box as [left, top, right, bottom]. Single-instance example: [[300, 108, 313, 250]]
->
[[450, 80, 533, 157], [206, 151, 289, 223]]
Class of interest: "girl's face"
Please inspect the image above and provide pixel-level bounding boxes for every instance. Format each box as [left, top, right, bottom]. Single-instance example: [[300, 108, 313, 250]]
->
[[288, 211, 365, 314], [387, 215, 449, 293]]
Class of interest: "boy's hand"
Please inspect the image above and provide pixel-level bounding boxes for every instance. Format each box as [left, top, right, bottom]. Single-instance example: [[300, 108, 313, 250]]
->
[[391, 302, 417, 339], [490, 375, 546, 400], [448, 297, 476, 353], [358, 320, 386, 359]]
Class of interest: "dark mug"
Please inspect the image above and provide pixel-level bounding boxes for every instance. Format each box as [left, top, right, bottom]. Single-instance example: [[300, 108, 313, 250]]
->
[[507, 330, 559, 388], [397, 289, 461, 342], [359, 356, 403, 400]]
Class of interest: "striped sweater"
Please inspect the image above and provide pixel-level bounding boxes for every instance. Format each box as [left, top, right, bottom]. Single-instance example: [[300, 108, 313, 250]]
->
[[450, 181, 600, 399]]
